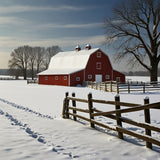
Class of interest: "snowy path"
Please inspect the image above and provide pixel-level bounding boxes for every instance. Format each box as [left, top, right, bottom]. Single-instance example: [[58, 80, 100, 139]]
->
[[0, 99, 160, 160]]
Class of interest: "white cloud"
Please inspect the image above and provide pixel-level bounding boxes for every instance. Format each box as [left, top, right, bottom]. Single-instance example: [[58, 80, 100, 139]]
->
[[0, 16, 30, 25], [0, 35, 105, 48], [38, 22, 102, 29], [0, 15, 102, 30], [0, 5, 86, 14]]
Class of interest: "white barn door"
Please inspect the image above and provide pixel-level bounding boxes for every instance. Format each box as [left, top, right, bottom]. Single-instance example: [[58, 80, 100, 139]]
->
[[95, 74, 102, 83]]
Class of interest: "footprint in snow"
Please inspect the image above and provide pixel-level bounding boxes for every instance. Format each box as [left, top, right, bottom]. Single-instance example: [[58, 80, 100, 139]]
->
[[38, 136, 46, 144]]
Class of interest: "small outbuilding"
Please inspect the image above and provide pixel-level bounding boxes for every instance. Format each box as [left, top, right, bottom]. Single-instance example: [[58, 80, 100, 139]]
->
[[38, 45, 125, 86]]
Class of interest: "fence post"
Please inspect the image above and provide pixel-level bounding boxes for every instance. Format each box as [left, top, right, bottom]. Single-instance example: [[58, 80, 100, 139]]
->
[[96, 83, 98, 90], [110, 81, 112, 92], [115, 94, 123, 139], [105, 81, 107, 91], [128, 82, 130, 93], [65, 92, 69, 118], [88, 93, 95, 128], [62, 98, 66, 118], [116, 82, 119, 93], [143, 82, 146, 93], [144, 97, 152, 149], [72, 92, 77, 121], [62, 92, 69, 118]]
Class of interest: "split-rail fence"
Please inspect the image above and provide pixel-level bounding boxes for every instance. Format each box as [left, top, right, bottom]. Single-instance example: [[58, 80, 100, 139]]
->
[[87, 81, 160, 93], [62, 92, 160, 150]]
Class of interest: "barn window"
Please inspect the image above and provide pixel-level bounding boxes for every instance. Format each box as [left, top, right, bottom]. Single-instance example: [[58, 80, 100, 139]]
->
[[55, 76, 58, 80], [106, 75, 110, 80], [45, 76, 48, 80], [97, 52, 101, 58], [88, 75, 92, 79], [64, 76, 67, 80], [96, 62, 101, 70], [76, 77, 80, 81]]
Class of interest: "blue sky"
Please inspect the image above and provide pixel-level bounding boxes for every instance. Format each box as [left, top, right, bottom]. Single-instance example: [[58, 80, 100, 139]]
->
[[0, 0, 124, 69]]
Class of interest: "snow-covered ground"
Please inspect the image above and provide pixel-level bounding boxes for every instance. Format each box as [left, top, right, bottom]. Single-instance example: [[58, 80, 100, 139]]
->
[[0, 76, 160, 160]]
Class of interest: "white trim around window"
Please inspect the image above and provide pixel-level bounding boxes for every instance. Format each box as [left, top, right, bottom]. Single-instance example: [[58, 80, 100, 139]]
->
[[105, 75, 110, 80], [97, 52, 101, 58], [96, 62, 101, 70], [88, 74, 92, 79], [76, 77, 80, 81], [64, 76, 67, 80]]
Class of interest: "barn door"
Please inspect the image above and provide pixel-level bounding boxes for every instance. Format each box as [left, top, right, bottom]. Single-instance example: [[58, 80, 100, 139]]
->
[[95, 74, 102, 83]]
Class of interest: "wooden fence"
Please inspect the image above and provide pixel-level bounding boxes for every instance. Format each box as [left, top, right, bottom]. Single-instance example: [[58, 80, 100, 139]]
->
[[62, 92, 160, 150], [27, 79, 38, 84], [87, 81, 118, 92], [87, 81, 160, 93]]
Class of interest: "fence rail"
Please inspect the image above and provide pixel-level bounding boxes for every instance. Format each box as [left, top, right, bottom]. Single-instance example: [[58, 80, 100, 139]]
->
[[27, 79, 38, 84], [62, 92, 160, 150], [87, 81, 160, 93]]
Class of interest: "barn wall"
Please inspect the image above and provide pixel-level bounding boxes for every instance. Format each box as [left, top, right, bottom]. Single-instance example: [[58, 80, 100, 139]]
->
[[70, 70, 84, 86], [38, 75, 69, 86], [85, 49, 113, 82], [113, 70, 125, 83]]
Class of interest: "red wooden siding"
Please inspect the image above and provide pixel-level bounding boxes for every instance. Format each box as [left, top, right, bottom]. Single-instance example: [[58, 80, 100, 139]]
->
[[85, 49, 113, 82], [70, 70, 84, 86], [113, 70, 125, 83], [38, 75, 69, 86]]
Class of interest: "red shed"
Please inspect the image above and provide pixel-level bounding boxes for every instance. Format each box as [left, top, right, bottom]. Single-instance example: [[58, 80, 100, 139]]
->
[[38, 45, 125, 86]]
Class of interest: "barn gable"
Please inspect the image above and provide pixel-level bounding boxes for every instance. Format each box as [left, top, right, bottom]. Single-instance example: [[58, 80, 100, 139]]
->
[[38, 48, 99, 75]]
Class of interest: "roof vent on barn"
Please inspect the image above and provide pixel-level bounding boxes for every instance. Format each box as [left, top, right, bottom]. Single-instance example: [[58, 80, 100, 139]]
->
[[85, 44, 91, 50], [75, 45, 81, 52]]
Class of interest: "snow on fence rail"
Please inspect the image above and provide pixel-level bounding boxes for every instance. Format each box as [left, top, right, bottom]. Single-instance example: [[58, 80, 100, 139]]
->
[[62, 92, 160, 150], [86, 81, 160, 93]]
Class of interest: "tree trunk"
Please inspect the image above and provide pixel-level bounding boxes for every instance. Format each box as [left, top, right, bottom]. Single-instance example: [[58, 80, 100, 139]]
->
[[31, 65, 34, 80], [150, 58, 158, 82], [23, 69, 27, 80]]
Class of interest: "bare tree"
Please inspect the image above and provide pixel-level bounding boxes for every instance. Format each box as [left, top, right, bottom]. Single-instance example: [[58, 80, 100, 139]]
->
[[9, 46, 30, 80], [28, 47, 36, 80], [104, 0, 160, 82], [35, 47, 45, 74], [9, 45, 62, 79], [44, 46, 62, 69]]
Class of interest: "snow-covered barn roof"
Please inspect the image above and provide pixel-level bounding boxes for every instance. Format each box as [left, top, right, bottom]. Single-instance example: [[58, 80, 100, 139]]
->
[[38, 48, 99, 75]]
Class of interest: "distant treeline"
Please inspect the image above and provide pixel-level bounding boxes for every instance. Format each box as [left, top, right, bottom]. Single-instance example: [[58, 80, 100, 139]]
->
[[0, 69, 9, 75], [0, 69, 40, 78], [123, 70, 160, 76]]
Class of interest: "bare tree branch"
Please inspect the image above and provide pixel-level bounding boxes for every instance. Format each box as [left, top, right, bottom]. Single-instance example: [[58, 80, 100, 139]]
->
[[104, 0, 160, 82]]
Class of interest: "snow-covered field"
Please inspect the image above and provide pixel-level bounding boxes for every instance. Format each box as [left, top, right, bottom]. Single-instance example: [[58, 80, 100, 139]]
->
[[0, 76, 160, 160]]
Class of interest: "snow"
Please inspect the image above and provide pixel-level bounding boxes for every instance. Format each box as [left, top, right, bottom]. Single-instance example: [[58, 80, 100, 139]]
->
[[38, 48, 99, 75], [37, 68, 83, 75], [0, 76, 160, 160], [126, 76, 160, 82]]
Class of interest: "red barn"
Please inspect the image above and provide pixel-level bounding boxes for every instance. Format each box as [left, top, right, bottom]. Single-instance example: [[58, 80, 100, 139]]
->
[[38, 45, 125, 86]]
